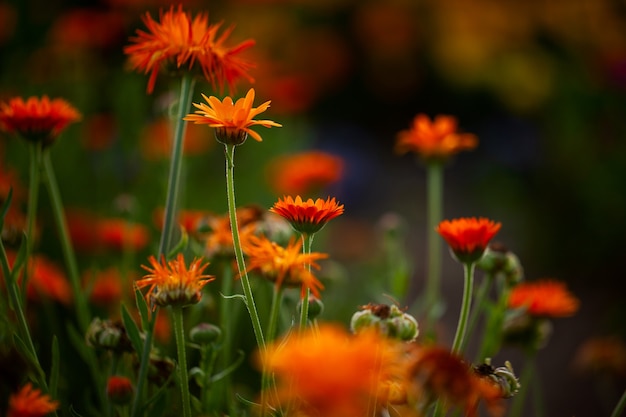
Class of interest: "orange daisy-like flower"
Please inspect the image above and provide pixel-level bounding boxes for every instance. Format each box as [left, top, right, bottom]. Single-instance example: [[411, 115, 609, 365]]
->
[[407, 346, 504, 417], [106, 375, 134, 405], [395, 114, 477, 162], [436, 217, 501, 263], [124, 5, 255, 94], [137, 253, 213, 308], [243, 234, 327, 298], [0, 96, 81, 145], [259, 324, 407, 417], [183, 88, 282, 145], [97, 218, 150, 252], [508, 280, 579, 318], [8, 383, 59, 417], [266, 150, 344, 196], [270, 195, 344, 235]]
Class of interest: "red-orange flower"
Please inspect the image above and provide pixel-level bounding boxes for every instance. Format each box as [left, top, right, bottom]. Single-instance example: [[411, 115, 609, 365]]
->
[[407, 346, 504, 417], [124, 5, 255, 94], [137, 253, 213, 308], [436, 217, 501, 263], [97, 218, 150, 252], [396, 114, 477, 161], [266, 150, 344, 196], [84, 267, 125, 307], [243, 234, 326, 298], [106, 376, 134, 404], [270, 195, 344, 235], [0, 96, 81, 145], [259, 324, 407, 417], [183, 88, 282, 145], [508, 280, 579, 318], [7, 383, 59, 417]]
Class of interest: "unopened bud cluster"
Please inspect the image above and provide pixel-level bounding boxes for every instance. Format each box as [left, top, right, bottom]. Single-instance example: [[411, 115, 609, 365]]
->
[[476, 243, 524, 286], [350, 303, 419, 341], [85, 318, 132, 352]]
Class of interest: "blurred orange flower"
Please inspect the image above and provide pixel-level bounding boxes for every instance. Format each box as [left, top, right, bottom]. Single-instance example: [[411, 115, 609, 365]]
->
[[259, 324, 407, 417], [396, 114, 477, 161], [97, 218, 150, 252], [266, 151, 344, 196], [137, 253, 213, 308], [436, 217, 501, 263], [573, 336, 626, 377], [508, 280, 579, 318], [0, 96, 81, 145], [140, 117, 213, 160], [124, 5, 255, 93], [270, 195, 344, 235], [7, 383, 59, 417], [49, 8, 126, 51], [106, 375, 134, 404], [84, 267, 125, 307], [243, 234, 326, 298], [184, 88, 282, 145]]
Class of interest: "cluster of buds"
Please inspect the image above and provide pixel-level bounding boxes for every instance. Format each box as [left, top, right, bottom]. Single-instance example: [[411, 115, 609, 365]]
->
[[350, 303, 419, 341], [476, 242, 524, 286], [473, 359, 521, 398], [85, 318, 132, 352]]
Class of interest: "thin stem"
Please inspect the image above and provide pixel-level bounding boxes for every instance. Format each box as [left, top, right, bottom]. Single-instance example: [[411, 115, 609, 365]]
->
[[424, 161, 443, 331], [509, 353, 536, 417], [610, 388, 626, 417], [224, 143, 265, 351], [42, 151, 90, 331], [450, 262, 475, 354], [158, 74, 195, 257], [459, 274, 493, 354], [217, 260, 236, 415], [172, 306, 192, 417], [298, 233, 314, 330], [267, 285, 284, 341], [130, 309, 158, 417], [22, 141, 43, 295]]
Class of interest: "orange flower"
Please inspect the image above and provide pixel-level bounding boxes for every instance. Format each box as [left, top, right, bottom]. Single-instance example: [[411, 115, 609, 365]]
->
[[137, 253, 213, 308], [139, 117, 213, 160], [7, 383, 59, 417], [396, 114, 477, 161], [0, 96, 81, 145], [270, 195, 344, 235], [97, 218, 150, 252], [407, 346, 504, 417], [260, 324, 407, 417], [573, 336, 626, 377], [243, 234, 326, 298], [106, 376, 134, 404], [124, 5, 255, 94], [202, 207, 262, 258], [84, 267, 125, 307], [508, 280, 579, 318], [183, 88, 282, 145], [266, 150, 344, 196], [436, 217, 501, 263]]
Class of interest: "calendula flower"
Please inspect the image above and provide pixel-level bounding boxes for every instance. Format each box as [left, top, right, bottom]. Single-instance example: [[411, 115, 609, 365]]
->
[[0, 96, 81, 146], [266, 150, 344, 195], [97, 218, 150, 252], [396, 114, 477, 162], [106, 376, 134, 405], [259, 324, 408, 417], [508, 279, 579, 318], [84, 267, 125, 307], [243, 234, 326, 298], [124, 5, 255, 93], [183, 88, 282, 145], [270, 195, 344, 235], [7, 383, 59, 417], [140, 117, 213, 160], [137, 253, 213, 308], [407, 346, 504, 417], [436, 217, 501, 263]]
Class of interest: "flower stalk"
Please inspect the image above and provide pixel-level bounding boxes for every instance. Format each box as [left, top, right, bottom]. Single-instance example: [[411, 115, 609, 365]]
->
[[172, 306, 192, 417], [424, 161, 443, 331], [22, 141, 43, 294], [451, 262, 475, 354], [299, 233, 314, 330]]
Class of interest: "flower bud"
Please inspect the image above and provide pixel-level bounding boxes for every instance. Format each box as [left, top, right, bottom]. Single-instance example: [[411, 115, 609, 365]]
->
[[189, 323, 221, 345], [502, 309, 552, 351], [476, 244, 524, 286], [350, 303, 419, 341], [85, 318, 132, 352], [298, 295, 324, 320], [106, 376, 134, 405]]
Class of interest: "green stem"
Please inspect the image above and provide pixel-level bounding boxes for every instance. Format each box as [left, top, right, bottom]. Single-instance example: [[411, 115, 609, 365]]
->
[[476, 283, 511, 361], [216, 260, 235, 414], [509, 353, 536, 417], [22, 141, 43, 295], [130, 309, 157, 417], [172, 306, 192, 417], [424, 161, 443, 331], [298, 233, 314, 330], [450, 262, 475, 354], [158, 74, 195, 258], [42, 151, 90, 331], [460, 274, 493, 354], [610, 388, 626, 417], [224, 143, 265, 351], [267, 285, 284, 341]]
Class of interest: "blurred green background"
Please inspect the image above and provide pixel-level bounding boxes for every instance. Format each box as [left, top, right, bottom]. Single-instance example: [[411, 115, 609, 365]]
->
[[2, 0, 626, 415]]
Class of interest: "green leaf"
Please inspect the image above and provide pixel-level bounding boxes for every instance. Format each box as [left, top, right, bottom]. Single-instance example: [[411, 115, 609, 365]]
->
[[210, 350, 245, 383], [68, 404, 85, 417], [0, 187, 13, 227], [121, 303, 144, 354], [167, 226, 189, 260], [235, 393, 261, 407], [138, 370, 175, 416], [66, 323, 92, 364], [134, 287, 150, 332], [12, 333, 44, 381], [220, 293, 246, 303], [49, 336, 60, 397]]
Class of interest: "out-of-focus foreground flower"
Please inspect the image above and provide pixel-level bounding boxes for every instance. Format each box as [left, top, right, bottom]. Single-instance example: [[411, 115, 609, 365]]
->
[[7, 383, 59, 417]]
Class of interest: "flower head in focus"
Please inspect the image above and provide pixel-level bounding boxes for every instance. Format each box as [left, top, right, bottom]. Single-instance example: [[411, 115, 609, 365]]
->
[[137, 253, 213, 308], [243, 234, 326, 298], [508, 279, 579, 318], [184, 88, 282, 145], [8, 383, 59, 417], [259, 324, 408, 417], [396, 114, 477, 162], [270, 195, 344, 235], [124, 5, 255, 93], [0, 96, 81, 146], [436, 217, 501, 264], [266, 151, 344, 196]]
